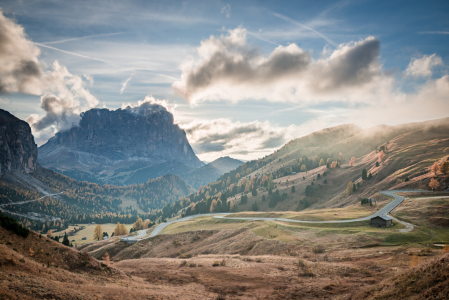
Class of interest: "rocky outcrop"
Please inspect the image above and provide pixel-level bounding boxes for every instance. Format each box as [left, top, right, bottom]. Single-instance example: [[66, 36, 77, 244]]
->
[[38, 104, 203, 182], [0, 109, 38, 175]]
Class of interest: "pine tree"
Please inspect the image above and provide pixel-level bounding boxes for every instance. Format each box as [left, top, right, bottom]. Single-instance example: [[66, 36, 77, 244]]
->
[[362, 169, 368, 180], [62, 233, 70, 246]]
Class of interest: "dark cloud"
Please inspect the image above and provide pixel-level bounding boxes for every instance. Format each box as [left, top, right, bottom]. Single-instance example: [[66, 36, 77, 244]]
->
[[173, 28, 382, 103], [311, 37, 381, 92], [0, 9, 43, 94], [30, 95, 80, 132]]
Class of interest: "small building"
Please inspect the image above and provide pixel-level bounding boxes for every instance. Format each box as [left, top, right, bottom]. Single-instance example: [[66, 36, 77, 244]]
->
[[292, 172, 296, 175], [82, 237, 87, 240], [370, 215, 393, 227]]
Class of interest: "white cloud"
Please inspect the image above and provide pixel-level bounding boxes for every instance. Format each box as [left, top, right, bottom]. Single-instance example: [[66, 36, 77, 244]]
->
[[405, 54, 443, 77], [173, 27, 384, 105], [83, 74, 94, 86], [120, 76, 132, 94], [0, 9, 98, 143], [221, 4, 231, 18]]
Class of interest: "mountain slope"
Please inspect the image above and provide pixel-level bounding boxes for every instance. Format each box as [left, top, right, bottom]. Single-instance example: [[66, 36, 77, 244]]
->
[[124, 156, 243, 189], [0, 109, 37, 175], [38, 104, 203, 185], [149, 118, 449, 221], [185, 156, 244, 189]]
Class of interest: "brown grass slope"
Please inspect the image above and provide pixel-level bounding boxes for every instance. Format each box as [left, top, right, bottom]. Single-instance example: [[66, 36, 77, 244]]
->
[[350, 252, 449, 299], [0, 226, 215, 299]]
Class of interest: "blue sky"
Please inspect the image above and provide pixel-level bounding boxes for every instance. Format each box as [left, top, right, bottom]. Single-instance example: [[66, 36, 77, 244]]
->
[[1, 0, 448, 161]]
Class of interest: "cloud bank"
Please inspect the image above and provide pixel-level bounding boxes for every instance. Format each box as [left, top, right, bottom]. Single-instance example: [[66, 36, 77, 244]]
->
[[173, 27, 384, 104], [0, 9, 98, 144]]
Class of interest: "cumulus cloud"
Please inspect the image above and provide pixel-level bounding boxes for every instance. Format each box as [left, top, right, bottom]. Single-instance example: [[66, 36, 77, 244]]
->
[[181, 118, 298, 161], [121, 95, 178, 120], [0, 9, 98, 144], [0, 9, 42, 94], [405, 54, 443, 77], [172, 27, 383, 104]]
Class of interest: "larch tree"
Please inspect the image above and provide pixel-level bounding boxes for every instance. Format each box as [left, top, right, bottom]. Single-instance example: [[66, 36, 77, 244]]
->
[[429, 178, 439, 191], [378, 150, 385, 162], [46, 230, 53, 238], [440, 161, 449, 175], [430, 162, 440, 176], [229, 200, 235, 212], [346, 182, 354, 196], [330, 161, 337, 169], [349, 157, 355, 166], [102, 252, 110, 266], [210, 199, 218, 213], [93, 224, 102, 241], [133, 218, 143, 231], [319, 159, 325, 167], [301, 164, 307, 172]]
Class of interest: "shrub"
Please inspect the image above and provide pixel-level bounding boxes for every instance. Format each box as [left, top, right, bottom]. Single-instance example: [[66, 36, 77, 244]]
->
[[0, 212, 30, 238], [212, 261, 220, 267], [361, 198, 369, 205], [405, 176, 409, 182], [312, 245, 325, 253]]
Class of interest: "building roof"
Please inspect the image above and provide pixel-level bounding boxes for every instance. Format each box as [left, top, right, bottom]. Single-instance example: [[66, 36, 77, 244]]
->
[[372, 215, 392, 221]]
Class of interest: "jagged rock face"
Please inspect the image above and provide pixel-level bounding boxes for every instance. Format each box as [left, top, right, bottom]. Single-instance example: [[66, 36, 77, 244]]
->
[[0, 109, 37, 175], [39, 104, 203, 169]]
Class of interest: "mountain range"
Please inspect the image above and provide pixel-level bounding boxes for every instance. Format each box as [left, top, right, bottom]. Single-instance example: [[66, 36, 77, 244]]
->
[[38, 105, 243, 188]]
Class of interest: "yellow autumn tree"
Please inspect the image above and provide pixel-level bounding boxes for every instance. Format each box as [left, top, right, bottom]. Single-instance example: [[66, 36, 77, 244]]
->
[[261, 175, 268, 183], [246, 168, 252, 175], [133, 218, 143, 231], [102, 252, 110, 266], [331, 161, 337, 169], [378, 150, 385, 162], [429, 178, 439, 191], [319, 159, 325, 167], [114, 222, 128, 236], [229, 200, 235, 212], [349, 157, 355, 166], [210, 199, 218, 213], [93, 224, 102, 241], [301, 164, 307, 172], [235, 173, 240, 179], [430, 161, 440, 176], [440, 161, 449, 175], [346, 182, 354, 196], [46, 230, 53, 238]]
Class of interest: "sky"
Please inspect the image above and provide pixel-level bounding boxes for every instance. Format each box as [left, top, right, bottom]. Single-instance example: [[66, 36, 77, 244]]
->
[[0, 0, 449, 162]]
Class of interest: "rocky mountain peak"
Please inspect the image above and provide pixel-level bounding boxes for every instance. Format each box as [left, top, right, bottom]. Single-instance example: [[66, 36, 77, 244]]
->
[[0, 109, 38, 175]]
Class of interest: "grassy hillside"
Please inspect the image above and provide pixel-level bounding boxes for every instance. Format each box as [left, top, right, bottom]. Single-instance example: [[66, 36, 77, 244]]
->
[[158, 118, 449, 221]]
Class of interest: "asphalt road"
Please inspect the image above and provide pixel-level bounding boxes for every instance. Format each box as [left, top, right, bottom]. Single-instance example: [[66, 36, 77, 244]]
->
[[120, 189, 429, 243]]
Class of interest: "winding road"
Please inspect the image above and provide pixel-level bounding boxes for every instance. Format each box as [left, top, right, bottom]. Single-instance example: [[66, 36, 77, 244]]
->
[[120, 189, 428, 243]]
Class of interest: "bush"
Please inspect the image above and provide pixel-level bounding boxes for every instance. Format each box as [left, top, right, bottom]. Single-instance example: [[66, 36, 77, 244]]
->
[[323, 179, 328, 184], [0, 212, 30, 238], [312, 245, 325, 253], [361, 198, 369, 205], [405, 176, 409, 182], [291, 186, 295, 193]]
